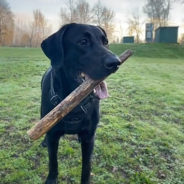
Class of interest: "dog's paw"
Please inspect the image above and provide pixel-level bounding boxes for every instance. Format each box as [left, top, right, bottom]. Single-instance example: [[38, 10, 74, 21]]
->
[[45, 178, 58, 184]]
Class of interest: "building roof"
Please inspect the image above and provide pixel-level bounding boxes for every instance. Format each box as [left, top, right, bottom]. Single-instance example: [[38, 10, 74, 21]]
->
[[155, 26, 179, 31]]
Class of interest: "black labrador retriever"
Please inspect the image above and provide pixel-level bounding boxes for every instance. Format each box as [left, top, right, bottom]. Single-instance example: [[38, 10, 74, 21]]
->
[[40, 23, 120, 184]]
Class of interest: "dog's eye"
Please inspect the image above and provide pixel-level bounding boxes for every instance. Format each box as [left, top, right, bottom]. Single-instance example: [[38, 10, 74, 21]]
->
[[78, 39, 88, 46]]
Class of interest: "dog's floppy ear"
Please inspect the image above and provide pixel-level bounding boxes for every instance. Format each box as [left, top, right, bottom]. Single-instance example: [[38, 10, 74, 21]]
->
[[97, 26, 107, 38], [41, 25, 68, 68], [97, 26, 109, 47]]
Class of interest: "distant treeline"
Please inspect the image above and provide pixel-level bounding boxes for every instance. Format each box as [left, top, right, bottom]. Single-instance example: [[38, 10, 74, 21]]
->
[[0, 0, 184, 47]]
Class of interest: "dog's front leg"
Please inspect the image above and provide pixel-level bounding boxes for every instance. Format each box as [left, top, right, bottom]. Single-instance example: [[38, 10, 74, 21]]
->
[[80, 136, 94, 184], [45, 134, 60, 184]]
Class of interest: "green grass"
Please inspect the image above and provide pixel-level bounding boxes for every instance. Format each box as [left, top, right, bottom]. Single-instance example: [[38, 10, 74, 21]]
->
[[110, 43, 184, 58], [0, 44, 184, 184]]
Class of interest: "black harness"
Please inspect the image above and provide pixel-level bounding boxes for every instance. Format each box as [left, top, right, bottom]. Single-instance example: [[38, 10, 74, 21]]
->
[[50, 71, 62, 106], [49, 71, 95, 133]]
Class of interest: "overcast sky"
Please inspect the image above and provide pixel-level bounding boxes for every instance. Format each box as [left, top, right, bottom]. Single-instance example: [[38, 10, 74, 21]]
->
[[8, 0, 184, 38]]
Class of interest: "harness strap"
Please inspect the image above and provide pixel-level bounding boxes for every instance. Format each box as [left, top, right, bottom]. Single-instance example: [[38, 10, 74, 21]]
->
[[50, 71, 62, 106], [50, 71, 55, 97], [49, 70, 90, 114]]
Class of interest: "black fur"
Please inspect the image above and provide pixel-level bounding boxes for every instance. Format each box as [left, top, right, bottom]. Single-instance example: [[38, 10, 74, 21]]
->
[[40, 23, 120, 184]]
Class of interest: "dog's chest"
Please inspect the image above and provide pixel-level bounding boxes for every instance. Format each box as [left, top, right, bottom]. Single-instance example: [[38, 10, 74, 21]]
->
[[57, 96, 97, 134]]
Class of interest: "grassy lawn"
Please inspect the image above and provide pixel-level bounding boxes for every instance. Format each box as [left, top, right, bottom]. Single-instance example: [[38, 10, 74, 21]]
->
[[0, 44, 184, 184]]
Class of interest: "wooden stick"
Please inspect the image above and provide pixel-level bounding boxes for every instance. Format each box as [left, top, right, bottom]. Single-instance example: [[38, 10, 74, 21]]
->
[[27, 50, 133, 140]]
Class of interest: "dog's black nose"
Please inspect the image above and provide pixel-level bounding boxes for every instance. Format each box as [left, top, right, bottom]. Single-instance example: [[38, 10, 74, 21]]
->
[[104, 55, 121, 70]]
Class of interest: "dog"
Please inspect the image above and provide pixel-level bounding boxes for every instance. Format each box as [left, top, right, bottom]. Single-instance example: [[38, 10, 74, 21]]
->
[[40, 23, 120, 184]]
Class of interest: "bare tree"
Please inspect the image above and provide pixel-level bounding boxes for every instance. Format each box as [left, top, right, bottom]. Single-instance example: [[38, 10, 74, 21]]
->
[[92, 0, 104, 26], [92, 0, 115, 42], [13, 18, 28, 46], [127, 13, 143, 43], [143, 0, 171, 29], [60, 0, 78, 24], [20, 33, 30, 47], [76, 0, 92, 23], [0, 0, 14, 46], [29, 9, 51, 47], [59, 0, 115, 42], [179, 33, 184, 44], [60, 0, 92, 25], [60, 7, 69, 25], [66, 0, 78, 22], [102, 7, 115, 42]]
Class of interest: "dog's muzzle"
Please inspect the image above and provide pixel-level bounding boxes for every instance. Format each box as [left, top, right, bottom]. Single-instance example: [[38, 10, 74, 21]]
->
[[80, 73, 109, 100], [104, 54, 121, 71]]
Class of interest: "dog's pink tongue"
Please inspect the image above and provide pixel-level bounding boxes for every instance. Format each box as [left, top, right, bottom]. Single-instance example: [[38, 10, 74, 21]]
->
[[94, 81, 109, 99]]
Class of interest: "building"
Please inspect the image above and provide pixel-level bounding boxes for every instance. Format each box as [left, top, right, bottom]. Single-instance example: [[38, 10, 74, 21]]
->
[[122, 36, 134, 43], [145, 23, 154, 43], [155, 26, 178, 43]]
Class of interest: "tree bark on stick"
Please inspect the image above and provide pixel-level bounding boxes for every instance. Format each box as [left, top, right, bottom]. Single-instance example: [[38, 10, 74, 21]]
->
[[27, 50, 133, 140]]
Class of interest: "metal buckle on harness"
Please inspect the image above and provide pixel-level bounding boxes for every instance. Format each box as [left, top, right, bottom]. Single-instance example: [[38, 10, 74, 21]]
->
[[50, 94, 61, 106], [80, 105, 87, 114]]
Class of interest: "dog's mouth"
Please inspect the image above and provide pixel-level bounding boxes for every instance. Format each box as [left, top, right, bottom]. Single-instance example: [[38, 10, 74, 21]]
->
[[80, 72, 109, 100]]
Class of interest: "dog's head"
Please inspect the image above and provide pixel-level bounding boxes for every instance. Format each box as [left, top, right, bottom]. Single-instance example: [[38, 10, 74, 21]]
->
[[41, 23, 120, 98]]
